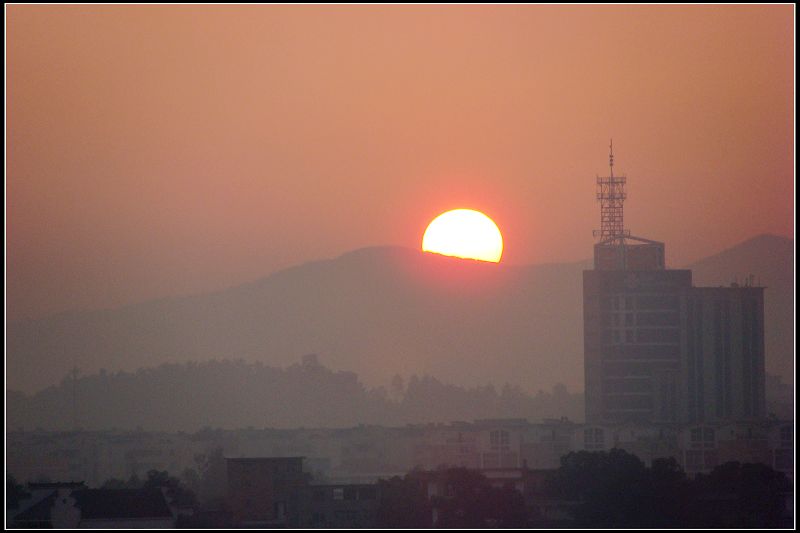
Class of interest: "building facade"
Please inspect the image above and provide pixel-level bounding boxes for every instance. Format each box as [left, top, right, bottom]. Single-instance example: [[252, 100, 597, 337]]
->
[[584, 263, 690, 423], [682, 286, 766, 423]]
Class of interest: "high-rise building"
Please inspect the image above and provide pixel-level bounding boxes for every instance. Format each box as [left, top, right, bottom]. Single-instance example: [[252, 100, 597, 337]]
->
[[583, 143, 765, 424], [682, 286, 766, 423]]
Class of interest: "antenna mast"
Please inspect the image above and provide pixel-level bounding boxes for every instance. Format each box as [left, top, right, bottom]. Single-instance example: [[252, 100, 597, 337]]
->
[[593, 139, 630, 243]]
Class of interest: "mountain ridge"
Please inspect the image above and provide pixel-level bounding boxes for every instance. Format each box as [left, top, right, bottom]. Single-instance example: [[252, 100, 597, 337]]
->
[[7, 233, 793, 394]]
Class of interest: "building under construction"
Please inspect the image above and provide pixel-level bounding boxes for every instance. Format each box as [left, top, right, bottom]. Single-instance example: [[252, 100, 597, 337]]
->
[[583, 143, 765, 424]]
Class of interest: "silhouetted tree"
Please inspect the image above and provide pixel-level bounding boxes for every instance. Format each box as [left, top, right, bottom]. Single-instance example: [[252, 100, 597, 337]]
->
[[390, 374, 405, 402], [375, 474, 432, 528], [547, 449, 655, 527], [643, 457, 691, 527], [194, 447, 227, 505], [690, 461, 790, 528], [548, 451, 790, 528], [6, 475, 30, 510], [143, 469, 197, 508], [180, 467, 200, 496], [484, 482, 528, 528], [100, 477, 138, 489], [427, 468, 527, 528]]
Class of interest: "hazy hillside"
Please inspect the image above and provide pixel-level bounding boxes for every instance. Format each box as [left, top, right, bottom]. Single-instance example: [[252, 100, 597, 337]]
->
[[6, 357, 584, 431], [7, 234, 793, 395], [7, 248, 588, 394]]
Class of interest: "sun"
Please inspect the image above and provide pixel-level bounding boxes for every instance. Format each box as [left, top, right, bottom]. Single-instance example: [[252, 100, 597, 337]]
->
[[422, 209, 503, 263]]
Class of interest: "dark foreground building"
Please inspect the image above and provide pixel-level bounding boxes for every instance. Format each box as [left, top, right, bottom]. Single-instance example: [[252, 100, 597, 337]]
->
[[584, 144, 765, 425], [226, 456, 380, 528], [8, 482, 176, 528]]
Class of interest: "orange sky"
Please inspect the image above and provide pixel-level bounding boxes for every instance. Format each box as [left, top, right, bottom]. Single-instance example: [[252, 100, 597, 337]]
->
[[7, 5, 795, 320]]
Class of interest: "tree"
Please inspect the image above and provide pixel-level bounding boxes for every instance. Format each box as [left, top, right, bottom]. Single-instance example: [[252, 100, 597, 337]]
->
[[143, 470, 197, 508], [100, 477, 135, 489], [548, 449, 655, 527], [427, 468, 527, 528], [7, 475, 30, 510], [194, 447, 227, 504], [375, 474, 432, 528], [690, 461, 790, 528], [390, 375, 405, 402]]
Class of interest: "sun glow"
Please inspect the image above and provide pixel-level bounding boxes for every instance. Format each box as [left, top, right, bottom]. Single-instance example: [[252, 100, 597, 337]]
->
[[422, 209, 503, 263]]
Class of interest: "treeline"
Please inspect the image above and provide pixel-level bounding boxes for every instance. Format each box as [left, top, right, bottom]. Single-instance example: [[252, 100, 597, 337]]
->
[[6, 355, 583, 431], [15, 449, 785, 528], [376, 451, 791, 528]]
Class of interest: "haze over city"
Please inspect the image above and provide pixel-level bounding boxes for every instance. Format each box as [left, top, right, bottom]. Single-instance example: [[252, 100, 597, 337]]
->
[[5, 4, 795, 529]]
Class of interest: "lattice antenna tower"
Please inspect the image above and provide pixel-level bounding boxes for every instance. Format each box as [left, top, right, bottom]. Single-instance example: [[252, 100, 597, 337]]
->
[[593, 139, 630, 242]]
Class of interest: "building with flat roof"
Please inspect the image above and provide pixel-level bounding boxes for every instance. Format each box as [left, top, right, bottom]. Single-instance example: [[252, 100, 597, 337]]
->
[[225, 456, 381, 528], [226, 456, 308, 527], [583, 144, 766, 425]]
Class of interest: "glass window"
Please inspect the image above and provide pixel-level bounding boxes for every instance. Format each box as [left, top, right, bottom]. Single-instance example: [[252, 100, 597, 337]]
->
[[584, 428, 605, 450]]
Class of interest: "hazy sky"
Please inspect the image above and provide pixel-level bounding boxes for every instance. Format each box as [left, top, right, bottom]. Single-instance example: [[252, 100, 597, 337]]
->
[[7, 5, 794, 320]]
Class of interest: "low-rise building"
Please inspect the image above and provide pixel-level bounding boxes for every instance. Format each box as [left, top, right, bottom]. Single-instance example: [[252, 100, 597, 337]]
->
[[299, 483, 380, 528], [226, 456, 309, 527], [226, 456, 381, 528], [8, 484, 176, 528]]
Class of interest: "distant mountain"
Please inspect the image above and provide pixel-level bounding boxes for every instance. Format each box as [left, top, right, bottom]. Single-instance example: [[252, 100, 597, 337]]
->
[[685, 234, 794, 383], [7, 234, 793, 395], [8, 247, 588, 395]]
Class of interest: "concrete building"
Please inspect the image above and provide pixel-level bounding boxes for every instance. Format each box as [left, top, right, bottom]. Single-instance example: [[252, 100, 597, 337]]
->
[[768, 421, 794, 479], [682, 286, 766, 423], [226, 456, 309, 527], [298, 483, 380, 528], [519, 418, 576, 470], [584, 265, 690, 423], [474, 418, 526, 469], [584, 145, 766, 425], [225, 456, 381, 528]]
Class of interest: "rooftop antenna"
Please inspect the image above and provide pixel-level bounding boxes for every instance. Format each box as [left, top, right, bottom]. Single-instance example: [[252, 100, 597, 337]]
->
[[609, 138, 614, 178], [593, 139, 630, 243]]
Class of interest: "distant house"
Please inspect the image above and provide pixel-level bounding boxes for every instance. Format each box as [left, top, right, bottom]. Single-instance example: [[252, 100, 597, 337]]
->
[[9, 484, 176, 528]]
